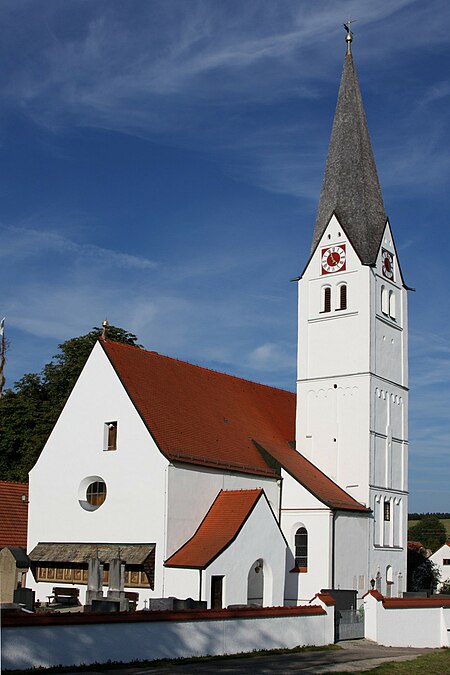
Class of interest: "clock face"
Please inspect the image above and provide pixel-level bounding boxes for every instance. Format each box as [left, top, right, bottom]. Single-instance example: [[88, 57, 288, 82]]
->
[[381, 249, 394, 280], [321, 245, 346, 275]]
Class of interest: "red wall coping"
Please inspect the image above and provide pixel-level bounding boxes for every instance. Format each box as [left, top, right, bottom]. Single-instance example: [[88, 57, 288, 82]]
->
[[2, 604, 326, 627], [362, 590, 383, 601], [382, 597, 450, 609], [310, 593, 336, 606]]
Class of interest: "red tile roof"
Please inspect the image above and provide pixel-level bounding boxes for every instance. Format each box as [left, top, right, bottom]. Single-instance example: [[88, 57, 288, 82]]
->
[[165, 489, 263, 568], [0, 480, 29, 549], [102, 341, 294, 477], [101, 341, 366, 512], [254, 440, 369, 512]]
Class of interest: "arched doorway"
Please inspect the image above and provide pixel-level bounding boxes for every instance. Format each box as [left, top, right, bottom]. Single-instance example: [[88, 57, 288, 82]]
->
[[247, 559, 264, 606]]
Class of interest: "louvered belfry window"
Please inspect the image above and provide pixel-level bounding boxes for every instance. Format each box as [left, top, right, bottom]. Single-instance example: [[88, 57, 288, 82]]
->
[[339, 283, 347, 310], [323, 286, 331, 312]]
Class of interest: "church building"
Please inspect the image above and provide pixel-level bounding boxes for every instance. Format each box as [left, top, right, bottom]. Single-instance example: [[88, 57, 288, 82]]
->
[[27, 35, 409, 609]]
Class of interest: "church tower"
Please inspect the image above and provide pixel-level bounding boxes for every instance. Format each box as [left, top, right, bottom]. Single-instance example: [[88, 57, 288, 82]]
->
[[296, 32, 408, 586]]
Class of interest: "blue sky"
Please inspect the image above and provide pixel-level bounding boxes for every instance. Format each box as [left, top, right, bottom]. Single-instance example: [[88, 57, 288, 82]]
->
[[1, 1, 449, 512]]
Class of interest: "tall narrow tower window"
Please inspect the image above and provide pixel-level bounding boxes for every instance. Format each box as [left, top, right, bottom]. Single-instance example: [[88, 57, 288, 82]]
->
[[322, 286, 331, 313], [381, 286, 388, 315], [389, 291, 396, 320], [338, 283, 347, 310]]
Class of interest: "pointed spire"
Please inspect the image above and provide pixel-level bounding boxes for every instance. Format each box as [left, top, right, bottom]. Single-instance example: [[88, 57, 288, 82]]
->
[[311, 42, 387, 265]]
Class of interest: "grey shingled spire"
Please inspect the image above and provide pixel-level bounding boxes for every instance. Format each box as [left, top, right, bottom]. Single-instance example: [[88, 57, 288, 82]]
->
[[311, 50, 387, 265]]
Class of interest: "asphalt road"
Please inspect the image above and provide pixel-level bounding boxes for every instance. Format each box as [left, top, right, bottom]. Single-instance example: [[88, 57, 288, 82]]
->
[[66, 640, 442, 674]]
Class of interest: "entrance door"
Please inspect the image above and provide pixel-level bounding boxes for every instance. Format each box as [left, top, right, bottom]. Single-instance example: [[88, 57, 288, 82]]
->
[[211, 575, 224, 609]]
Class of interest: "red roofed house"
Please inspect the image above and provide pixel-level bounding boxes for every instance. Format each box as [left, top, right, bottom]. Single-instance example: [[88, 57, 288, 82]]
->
[[0, 480, 30, 603], [0, 480, 29, 550], [27, 42, 408, 609]]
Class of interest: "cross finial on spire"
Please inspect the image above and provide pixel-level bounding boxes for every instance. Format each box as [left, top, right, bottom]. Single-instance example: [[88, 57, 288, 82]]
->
[[343, 18, 354, 55], [101, 319, 109, 341]]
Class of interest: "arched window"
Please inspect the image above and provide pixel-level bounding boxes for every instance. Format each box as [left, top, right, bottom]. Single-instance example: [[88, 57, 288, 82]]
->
[[389, 291, 396, 320], [323, 286, 331, 313], [381, 286, 388, 315], [338, 283, 347, 310], [295, 527, 308, 570], [386, 565, 393, 597]]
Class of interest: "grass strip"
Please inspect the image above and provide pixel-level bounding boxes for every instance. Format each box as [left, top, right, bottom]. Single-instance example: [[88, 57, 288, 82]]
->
[[3, 643, 342, 674]]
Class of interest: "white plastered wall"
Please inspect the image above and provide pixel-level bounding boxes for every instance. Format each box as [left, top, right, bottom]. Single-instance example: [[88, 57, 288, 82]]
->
[[27, 342, 169, 606], [164, 494, 287, 608], [334, 512, 369, 597], [166, 465, 279, 557], [281, 471, 333, 603], [296, 216, 372, 507]]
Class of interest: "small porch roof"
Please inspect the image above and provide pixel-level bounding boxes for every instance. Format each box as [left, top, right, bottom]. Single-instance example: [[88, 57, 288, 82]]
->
[[165, 489, 264, 570], [28, 542, 155, 565]]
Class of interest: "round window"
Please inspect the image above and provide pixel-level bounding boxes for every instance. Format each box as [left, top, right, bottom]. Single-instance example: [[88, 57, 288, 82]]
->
[[86, 481, 107, 507], [79, 476, 107, 511]]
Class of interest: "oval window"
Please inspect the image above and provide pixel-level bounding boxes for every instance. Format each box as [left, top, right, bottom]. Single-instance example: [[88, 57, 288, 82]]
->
[[79, 476, 107, 511], [86, 481, 107, 507]]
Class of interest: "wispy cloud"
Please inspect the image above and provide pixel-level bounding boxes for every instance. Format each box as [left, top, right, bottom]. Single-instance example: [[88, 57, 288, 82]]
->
[[0, 224, 158, 270]]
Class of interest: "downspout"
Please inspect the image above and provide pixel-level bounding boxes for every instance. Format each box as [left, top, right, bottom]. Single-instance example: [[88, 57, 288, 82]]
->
[[162, 465, 169, 598], [331, 510, 336, 588], [278, 476, 283, 524], [199, 569, 203, 602]]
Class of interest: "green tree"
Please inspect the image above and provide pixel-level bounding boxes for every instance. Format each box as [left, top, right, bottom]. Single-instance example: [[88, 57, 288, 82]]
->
[[0, 326, 142, 482], [408, 515, 447, 553], [439, 579, 450, 594], [411, 559, 441, 593]]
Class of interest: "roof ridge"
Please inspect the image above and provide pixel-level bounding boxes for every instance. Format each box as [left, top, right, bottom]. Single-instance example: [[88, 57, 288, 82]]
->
[[219, 488, 263, 494], [0, 480, 29, 487], [100, 340, 295, 396]]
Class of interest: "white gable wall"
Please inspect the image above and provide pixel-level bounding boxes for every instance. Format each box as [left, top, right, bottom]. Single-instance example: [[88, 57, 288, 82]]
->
[[28, 342, 169, 603], [164, 494, 286, 608]]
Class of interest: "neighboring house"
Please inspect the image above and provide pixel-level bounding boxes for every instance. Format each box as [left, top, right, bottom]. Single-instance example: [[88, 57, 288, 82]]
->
[[0, 480, 29, 549], [429, 541, 450, 591], [27, 38, 409, 609], [0, 480, 30, 603]]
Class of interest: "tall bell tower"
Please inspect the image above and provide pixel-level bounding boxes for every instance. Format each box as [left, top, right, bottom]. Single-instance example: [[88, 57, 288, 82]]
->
[[296, 30, 408, 589]]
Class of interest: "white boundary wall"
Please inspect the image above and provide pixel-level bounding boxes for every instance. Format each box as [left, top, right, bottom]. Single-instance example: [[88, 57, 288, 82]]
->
[[1, 605, 334, 670], [363, 591, 450, 648]]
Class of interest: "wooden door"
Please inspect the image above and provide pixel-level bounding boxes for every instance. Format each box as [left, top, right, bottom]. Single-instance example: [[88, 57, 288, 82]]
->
[[211, 575, 223, 609]]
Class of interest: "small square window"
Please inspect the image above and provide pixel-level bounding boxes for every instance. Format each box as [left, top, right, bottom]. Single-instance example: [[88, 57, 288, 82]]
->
[[104, 421, 117, 451], [443, 559, 450, 566]]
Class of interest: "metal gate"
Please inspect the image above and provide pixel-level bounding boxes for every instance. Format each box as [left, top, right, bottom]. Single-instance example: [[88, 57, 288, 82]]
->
[[321, 588, 365, 642], [335, 608, 364, 641]]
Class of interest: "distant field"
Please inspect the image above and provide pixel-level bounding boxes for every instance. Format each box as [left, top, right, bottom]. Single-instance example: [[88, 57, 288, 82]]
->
[[408, 519, 450, 538]]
